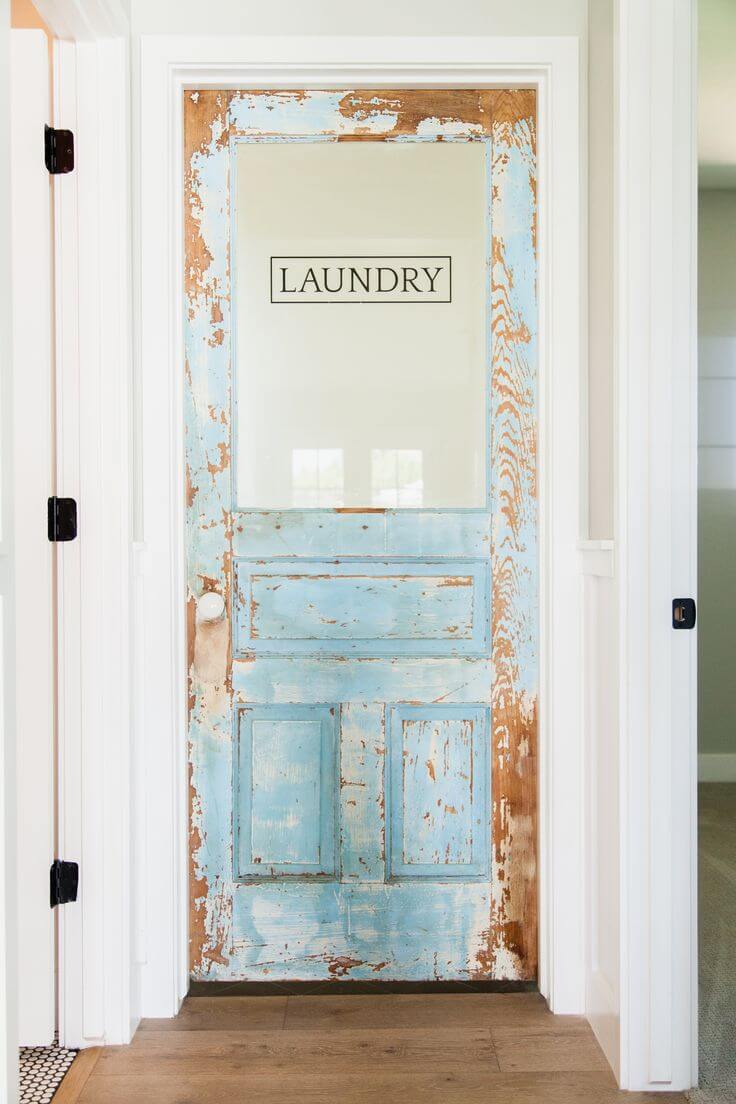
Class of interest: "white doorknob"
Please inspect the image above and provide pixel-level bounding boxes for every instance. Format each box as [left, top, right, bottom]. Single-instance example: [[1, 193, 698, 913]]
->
[[197, 590, 226, 623]]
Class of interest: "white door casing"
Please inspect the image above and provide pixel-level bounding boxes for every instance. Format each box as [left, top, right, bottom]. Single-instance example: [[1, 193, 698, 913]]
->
[[613, 0, 698, 1090], [0, 2, 19, 1098], [11, 28, 56, 1049], [138, 33, 584, 1019]]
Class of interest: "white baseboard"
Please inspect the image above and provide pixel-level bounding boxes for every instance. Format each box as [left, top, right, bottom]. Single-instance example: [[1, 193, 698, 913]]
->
[[698, 753, 736, 782]]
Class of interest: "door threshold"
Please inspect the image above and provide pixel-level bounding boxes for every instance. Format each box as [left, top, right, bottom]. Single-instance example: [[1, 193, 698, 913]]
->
[[188, 979, 538, 997]]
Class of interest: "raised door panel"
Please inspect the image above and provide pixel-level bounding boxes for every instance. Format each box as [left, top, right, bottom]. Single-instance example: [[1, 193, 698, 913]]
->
[[234, 559, 489, 656], [235, 705, 338, 879], [387, 706, 489, 880]]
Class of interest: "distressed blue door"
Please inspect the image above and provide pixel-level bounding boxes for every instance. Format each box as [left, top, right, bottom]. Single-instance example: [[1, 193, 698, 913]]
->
[[185, 90, 538, 981]]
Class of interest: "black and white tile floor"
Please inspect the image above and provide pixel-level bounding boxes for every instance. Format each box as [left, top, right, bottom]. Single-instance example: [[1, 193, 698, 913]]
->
[[19, 1037, 77, 1103]]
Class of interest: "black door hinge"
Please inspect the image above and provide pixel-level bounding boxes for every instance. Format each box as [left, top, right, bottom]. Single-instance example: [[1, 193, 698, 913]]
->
[[672, 598, 696, 629], [50, 860, 79, 908], [48, 496, 77, 542], [44, 125, 74, 175]]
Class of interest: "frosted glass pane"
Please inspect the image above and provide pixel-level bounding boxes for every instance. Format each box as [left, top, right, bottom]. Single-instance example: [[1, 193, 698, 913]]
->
[[233, 140, 488, 510]]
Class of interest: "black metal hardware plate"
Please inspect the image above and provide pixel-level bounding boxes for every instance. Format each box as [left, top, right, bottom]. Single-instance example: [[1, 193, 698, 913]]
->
[[48, 497, 77, 542], [672, 598, 696, 630], [50, 860, 79, 907], [44, 125, 74, 175]]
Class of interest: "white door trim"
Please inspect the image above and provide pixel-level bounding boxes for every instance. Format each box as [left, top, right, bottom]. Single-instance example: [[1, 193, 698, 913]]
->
[[10, 28, 56, 1048], [614, 0, 698, 1091], [137, 33, 584, 1018], [50, 25, 134, 1050], [4, 0, 132, 1090], [34, 0, 128, 39], [0, 8, 19, 1100]]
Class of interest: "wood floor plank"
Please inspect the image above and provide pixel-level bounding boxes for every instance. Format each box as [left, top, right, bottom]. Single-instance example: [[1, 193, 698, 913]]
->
[[95, 1026, 497, 1076], [53, 1047, 102, 1104], [492, 1021, 611, 1073], [80, 994, 688, 1103], [283, 991, 553, 1031], [138, 995, 287, 1032], [79, 1068, 686, 1104]]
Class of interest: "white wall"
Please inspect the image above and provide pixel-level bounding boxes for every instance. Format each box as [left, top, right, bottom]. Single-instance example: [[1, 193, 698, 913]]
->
[[587, 0, 613, 539], [131, 0, 587, 36], [698, 189, 736, 775]]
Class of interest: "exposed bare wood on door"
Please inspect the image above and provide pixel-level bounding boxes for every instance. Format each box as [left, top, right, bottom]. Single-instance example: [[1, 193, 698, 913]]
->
[[184, 89, 235, 973], [485, 92, 538, 980], [184, 88, 538, 981]]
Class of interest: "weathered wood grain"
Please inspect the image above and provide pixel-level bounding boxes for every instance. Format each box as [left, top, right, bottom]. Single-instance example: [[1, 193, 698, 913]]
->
[[235, 705, 338, 878], [340, 703, 386, 882], [233, 558, 489, 655], [185, 90, 235, 974], [184, 89, 538, 981], [485, 91, 539, 980], [387, 706, 489, 879]]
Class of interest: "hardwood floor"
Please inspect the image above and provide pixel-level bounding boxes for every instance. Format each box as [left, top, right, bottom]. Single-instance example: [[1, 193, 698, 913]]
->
[[59, 992, 686, 1103], [53, 1047, 101, 1103]]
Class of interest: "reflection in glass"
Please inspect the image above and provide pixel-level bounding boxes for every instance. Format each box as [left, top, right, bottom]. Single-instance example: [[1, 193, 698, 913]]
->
[[371, 449, 423, 508], [292, 449, 344, 508], [234, 141, 488, 510]]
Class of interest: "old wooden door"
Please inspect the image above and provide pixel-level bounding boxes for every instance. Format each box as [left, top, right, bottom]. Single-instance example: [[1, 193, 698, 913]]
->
[[185, 90, 538, 982]]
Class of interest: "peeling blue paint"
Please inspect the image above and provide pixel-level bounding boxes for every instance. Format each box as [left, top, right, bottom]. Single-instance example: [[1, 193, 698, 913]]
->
[[235, 705, 338, 879], [185, 90, 538, 981], [233, 558, 490, 656], [387, 705, 490, 880]]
